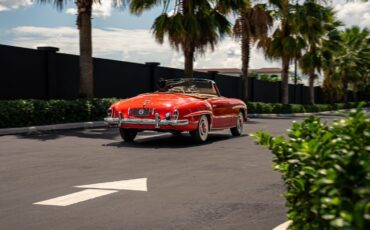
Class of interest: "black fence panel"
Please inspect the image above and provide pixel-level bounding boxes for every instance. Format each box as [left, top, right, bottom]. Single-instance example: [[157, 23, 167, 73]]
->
[[315, 87, 324, 104], [302, 86, 310, 104], [346, 91, 354, 102], [291, 84, 304, 104], [193, 71, 212, 80], [215, 74, 240, 99], [253, 79, 280, 103], [153, 66, 183, 91], [358, 91, 369, 101], [56, 53, 79, 99], [154, 66, 184, 80], [0, 45, 47, 99], [1, 44, 368, 103], [247, 77, 254, 100], [94, 58, 151, 99], [289, 84, 295, 104]]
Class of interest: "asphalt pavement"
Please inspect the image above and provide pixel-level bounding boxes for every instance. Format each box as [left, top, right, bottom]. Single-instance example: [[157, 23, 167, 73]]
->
[[0, 116, 343, 230]]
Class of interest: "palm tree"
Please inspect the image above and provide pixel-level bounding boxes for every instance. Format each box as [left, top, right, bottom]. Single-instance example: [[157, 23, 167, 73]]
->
[[334, 27, 370, 102], [37, 0, 126, 98], [130, 0, 243, 78], [233, 2, 273, 102], [37, 0, 97, 97], [258, 0, 304, 104], [296, 1, 339, 104], [320, 28, 342, 103], [321, 26, 370, 102]]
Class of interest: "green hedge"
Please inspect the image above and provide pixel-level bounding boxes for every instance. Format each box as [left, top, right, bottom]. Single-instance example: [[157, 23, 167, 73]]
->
[[252, 108, 370, 229], [247, 102, 368, 114], [0, 98, 118, 128], [0, 99, 368, 129]]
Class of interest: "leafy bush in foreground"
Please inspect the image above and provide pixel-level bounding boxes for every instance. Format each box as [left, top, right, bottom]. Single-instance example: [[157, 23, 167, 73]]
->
[[251, 108, 370, 229]]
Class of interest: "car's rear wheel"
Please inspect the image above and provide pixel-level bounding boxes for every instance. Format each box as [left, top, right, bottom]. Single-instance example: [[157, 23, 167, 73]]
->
[[190, 115, 209, 143], [230, 112, 244, 136], [119, 128, 137, 142]]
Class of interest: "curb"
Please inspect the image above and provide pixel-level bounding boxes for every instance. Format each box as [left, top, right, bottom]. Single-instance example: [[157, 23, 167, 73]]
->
[[0, 121, 106, 136], [247, 108, 363, 118]]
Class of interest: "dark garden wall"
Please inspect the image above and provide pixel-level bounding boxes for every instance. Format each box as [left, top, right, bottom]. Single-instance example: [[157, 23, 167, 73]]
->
[[1, 44, 364, 103], [0, 45, 48, 99]]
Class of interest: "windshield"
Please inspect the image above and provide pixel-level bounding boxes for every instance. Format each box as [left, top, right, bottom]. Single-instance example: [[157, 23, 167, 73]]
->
[[159, 79, 219, 98]]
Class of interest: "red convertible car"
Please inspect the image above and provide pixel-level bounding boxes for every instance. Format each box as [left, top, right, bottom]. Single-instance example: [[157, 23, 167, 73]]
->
[[105, 78, 247, 142]]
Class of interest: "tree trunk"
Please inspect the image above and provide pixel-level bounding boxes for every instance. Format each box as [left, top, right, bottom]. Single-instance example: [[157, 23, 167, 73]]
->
[[308, 69, 315, 105], [182, 0, 194, 78], [241, 14, 250, 103], [184, 46, 194, 78], [281, 57, 290, 104], [77, 3, 94, 98]]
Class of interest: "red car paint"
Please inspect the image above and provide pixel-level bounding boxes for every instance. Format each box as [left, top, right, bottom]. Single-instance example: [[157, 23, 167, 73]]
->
[[105, 79, 247, 141]]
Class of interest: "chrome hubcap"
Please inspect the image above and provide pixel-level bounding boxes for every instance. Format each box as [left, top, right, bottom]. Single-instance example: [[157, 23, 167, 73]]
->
[[237, 114, 243, 133], [199, 117, 208, 141]]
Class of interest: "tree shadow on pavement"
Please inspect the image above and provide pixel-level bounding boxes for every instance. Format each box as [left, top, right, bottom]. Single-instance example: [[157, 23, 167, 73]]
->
[[15, 127, 120, 141]]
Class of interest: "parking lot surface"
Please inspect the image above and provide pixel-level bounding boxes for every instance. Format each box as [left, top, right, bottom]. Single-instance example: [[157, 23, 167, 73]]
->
[[0, 116, 342, 230]]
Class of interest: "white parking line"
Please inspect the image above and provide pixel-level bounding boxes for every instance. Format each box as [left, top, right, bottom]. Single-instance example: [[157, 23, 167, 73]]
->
[[33, 189, 117, 207]]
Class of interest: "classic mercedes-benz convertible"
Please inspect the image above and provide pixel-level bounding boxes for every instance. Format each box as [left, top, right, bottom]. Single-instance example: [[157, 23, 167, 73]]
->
[[105, 78, 247, 142]]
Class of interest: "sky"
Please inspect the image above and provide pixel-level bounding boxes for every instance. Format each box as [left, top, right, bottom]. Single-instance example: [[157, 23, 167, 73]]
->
[[0, 0, 369, 70]]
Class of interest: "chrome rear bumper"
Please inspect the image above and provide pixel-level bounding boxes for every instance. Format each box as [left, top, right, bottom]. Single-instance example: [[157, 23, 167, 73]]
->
[[104, 117, 189, 128]]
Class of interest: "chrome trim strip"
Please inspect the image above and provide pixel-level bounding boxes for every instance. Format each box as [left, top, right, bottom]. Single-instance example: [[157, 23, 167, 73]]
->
[[104, 117, 120, 125], [104, 117, 189, 126], [122, 119, 189, 126]]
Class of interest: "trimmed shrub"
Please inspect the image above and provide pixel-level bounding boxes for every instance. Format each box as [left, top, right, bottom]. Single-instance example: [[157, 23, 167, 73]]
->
[[0, 98, 118, 128], [247, 102, 369, 114], [0, 99, 368, 128], [251, 107, 370, 229]]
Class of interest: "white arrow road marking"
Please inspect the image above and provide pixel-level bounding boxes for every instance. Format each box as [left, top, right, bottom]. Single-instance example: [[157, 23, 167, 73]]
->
[[33, 178, 147, 207], [75, 178, 148, 191], [273, 221, 292, 230], [33, 189, 117, 206]]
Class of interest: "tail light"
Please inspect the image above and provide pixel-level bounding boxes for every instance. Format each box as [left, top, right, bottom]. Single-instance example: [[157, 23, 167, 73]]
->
[[165, 112, 171, 120]]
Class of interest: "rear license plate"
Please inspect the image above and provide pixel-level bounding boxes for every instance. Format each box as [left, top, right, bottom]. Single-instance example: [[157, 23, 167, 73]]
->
[[133, 108, 150, 116]]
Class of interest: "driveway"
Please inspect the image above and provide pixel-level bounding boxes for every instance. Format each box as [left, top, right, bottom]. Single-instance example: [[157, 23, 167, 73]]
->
[[0, 116, 339, 230]]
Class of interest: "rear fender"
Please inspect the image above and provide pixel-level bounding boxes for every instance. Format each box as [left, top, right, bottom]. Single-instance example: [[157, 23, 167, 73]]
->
[[184, 111, 213, 128], [232, 105, 247, 121]]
